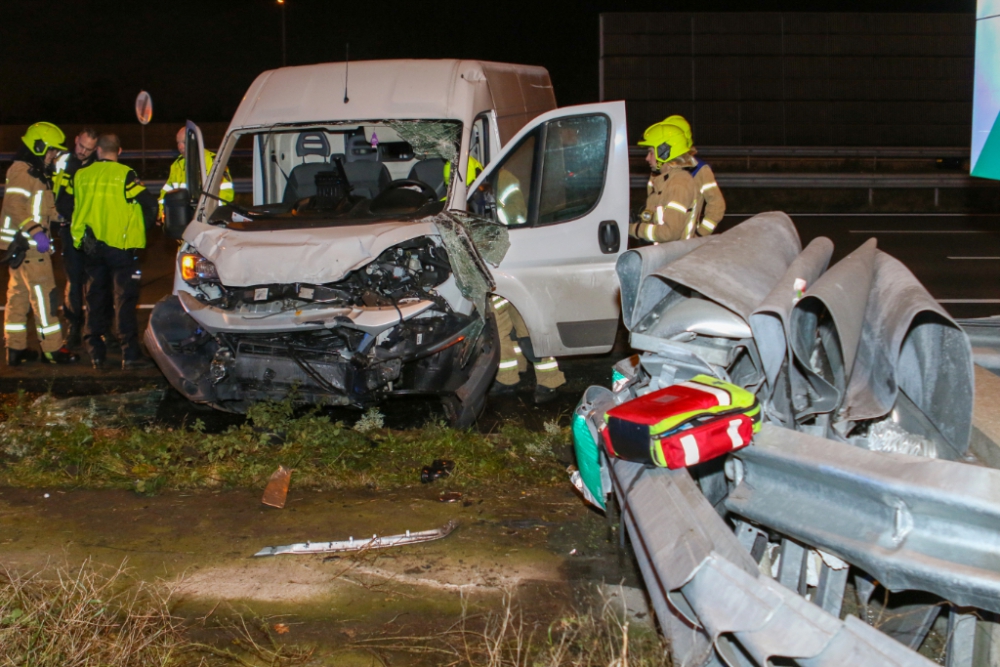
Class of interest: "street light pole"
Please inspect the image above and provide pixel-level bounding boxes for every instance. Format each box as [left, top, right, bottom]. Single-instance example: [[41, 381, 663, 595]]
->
[[278, 0, 286, 66]]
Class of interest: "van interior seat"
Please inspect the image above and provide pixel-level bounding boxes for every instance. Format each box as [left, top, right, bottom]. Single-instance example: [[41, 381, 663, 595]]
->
[[342, 161, 392, 199], [282, 132, 334, 203], [407, 158, 448, 199]]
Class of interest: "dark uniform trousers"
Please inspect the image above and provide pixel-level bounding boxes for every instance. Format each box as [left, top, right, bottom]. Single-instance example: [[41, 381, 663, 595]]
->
[[57, 223, 86, 330], [83, 243, 141, 362]]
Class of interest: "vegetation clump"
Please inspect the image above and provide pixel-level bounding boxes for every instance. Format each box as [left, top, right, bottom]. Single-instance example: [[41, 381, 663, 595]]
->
[[0, 393, 568, 494]]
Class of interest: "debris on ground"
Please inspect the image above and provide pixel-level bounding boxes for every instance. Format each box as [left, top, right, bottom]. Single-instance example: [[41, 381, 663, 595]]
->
[[438, 491, 463, 502], [253, 520, 459, 557], [35, 389, 165, 427], [421, 459, 455, 483], [261, 465, 292, 508]]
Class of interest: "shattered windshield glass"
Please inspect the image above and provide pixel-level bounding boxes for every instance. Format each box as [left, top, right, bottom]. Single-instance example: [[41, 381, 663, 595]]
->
[[212, 120, 462, 227]]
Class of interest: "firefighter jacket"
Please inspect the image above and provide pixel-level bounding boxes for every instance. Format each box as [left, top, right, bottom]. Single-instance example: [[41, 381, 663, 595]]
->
[[685, 159, 726, 237], [158, 150, 234, 215], [630, 166, 696, 244], [68, 161, 156, 251], [1, 156, 56, 251]]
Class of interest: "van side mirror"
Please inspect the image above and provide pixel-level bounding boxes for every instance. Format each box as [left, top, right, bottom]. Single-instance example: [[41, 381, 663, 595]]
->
[[163, 189, 193, 240]]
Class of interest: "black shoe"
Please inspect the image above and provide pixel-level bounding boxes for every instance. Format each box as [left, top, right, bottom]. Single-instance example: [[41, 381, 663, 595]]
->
[[122, 357, 156, 371], [6, 348, 39, 366], [91, 358, 106, 371], [534, 385, 560, 405], [489, 381, 519, 397], [42, 346, 80, 364]]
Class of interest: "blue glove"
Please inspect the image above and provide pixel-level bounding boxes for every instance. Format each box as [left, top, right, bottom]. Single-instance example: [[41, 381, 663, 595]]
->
[[31, 231, 50, 253]]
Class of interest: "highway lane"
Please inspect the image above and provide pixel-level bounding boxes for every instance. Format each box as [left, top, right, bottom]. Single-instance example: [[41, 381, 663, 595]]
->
[[0, 212, 997, 324]]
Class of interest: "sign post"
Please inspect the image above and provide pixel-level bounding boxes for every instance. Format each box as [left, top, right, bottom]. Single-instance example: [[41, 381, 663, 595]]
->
[[134, 91, 153, 177]]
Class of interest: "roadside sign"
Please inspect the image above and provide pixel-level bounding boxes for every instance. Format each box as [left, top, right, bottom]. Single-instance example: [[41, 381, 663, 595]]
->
[[135, 91, 153, 125]]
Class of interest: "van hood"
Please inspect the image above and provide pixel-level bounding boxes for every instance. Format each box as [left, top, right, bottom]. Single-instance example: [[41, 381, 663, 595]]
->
[[183, 219, 441, 287]]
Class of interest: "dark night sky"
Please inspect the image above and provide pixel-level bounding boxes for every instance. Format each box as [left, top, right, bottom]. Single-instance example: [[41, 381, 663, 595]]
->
[[0, 0, 976, 125]]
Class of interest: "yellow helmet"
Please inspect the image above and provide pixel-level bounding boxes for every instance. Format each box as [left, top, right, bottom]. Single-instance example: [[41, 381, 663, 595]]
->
[[662, 115, 693, 146], [638, 122, 691, 165], [22, 122, 66, 156]]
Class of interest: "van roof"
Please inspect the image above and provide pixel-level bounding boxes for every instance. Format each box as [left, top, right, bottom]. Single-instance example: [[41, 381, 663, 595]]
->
[[229, 59, 555, 137]]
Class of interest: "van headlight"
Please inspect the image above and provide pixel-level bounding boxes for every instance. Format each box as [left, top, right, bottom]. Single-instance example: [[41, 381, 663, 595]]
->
[[180, 252, 220, 285]]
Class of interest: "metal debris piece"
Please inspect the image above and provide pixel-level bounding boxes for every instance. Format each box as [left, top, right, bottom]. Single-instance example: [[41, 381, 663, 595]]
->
[[261, 466, 292, 508], [438, 491, 463, 503], [253, 520, 458, 557], [420, 459, 455, 483]]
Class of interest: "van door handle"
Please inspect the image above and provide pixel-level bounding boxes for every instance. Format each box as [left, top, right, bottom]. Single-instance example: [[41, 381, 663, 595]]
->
[[598, 220, 620, 254]]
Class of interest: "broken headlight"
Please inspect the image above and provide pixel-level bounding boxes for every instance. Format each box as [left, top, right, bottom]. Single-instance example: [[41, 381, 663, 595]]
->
[[180, 252, 220, 286]]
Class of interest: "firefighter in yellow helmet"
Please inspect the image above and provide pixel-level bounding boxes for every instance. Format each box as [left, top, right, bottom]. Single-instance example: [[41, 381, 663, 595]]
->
[[158, 127, 234, 219], [1, 123, 79, 365], [630, 123, 696, 244], [662, 115, 726, 238]]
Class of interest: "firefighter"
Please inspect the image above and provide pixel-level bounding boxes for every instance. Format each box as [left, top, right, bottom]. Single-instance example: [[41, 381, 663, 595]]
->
[[65, 134, 157, 370], [489, 295, 566, 404], [662, 115, 726, 238], [1, 123, 79, 365], [629, 123, 697, 244], [158, 127, 233, 218], [53, 128, 99, 348]]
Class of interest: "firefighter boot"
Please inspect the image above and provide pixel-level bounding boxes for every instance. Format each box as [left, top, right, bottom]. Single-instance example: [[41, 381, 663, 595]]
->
[[7, 348, 40, 366]]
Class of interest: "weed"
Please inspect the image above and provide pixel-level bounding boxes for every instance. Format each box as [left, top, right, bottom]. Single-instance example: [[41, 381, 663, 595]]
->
[[0, 394, 568, 493], [352, 407, 385, 434]]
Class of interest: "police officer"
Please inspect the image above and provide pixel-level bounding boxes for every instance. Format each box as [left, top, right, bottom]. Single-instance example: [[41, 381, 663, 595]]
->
[[158, 126, 233, 218], [53, 128, 99, 347], [0, 122, 79, 365], [662, 115, 726, 238], [65, 134, 157, 370], [630, 123, 697, 244]]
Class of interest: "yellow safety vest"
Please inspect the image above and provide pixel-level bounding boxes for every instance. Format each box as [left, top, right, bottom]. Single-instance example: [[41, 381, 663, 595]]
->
[[159, 150, 234, 212], [71, 161, 147, 250]]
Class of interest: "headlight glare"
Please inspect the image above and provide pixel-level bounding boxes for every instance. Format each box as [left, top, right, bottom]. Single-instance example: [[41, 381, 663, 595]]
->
[[180, 252, 219, 285]]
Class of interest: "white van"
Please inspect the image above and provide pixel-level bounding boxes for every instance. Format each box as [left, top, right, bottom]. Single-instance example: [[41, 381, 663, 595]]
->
[[146, 59, 629, 424]]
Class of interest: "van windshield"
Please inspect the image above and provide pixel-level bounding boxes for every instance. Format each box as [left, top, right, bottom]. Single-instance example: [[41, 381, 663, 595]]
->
[[212, 120, 462, 227]]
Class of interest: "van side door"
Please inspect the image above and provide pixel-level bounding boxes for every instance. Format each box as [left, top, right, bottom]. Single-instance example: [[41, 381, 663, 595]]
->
[[467, 101, 628, 357]]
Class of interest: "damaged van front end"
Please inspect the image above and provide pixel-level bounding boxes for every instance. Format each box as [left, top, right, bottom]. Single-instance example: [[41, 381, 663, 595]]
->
[[146, 211, 504, 426]]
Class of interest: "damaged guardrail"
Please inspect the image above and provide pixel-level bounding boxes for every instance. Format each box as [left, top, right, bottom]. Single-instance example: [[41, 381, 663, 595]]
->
[[608, 457, 937, 667], [577, 211, 996, 665]]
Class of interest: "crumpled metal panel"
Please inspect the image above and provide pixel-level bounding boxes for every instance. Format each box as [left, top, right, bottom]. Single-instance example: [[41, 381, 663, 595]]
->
[[728, 424, 1000, 614], [839, 251, 973, 455], [607, 453, 939, 666], [789, 238, 877, 421], [749, 237, 834, 394], [616, 236, 708, 331], [626, 212, 802, 327]]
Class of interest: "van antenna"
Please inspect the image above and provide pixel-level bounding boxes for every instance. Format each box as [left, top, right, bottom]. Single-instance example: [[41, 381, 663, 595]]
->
[[343, 43, 350, 104]]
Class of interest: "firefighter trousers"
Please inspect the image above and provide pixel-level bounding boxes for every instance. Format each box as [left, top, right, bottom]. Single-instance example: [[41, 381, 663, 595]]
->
[[84, 244, 141, 363], [4, 248, 64, 353], [491, 296, 566, 389]]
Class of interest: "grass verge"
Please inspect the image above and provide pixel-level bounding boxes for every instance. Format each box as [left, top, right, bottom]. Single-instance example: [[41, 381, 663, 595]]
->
[[0, 393, 568, 494]]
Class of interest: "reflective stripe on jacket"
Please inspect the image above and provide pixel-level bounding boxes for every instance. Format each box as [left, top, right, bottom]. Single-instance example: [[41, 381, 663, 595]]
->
[[70, 161, 147, 250], [632, 166, 696, 243], [0, 161, 55, 249]]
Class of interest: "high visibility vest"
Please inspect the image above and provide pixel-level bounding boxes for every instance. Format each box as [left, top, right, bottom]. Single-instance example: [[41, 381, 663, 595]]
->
[[159, 150, 234, 211], [71, 161, 146, 250]]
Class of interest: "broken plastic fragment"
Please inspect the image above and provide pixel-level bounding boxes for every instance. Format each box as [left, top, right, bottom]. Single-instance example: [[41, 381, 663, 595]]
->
[[261, 465, 292, 508], [253, 520, 458, 557]]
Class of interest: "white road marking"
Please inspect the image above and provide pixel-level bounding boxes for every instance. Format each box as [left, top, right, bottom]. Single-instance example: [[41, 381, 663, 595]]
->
[[0, 305, 158, 311], [849, 230, 991, 234]]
